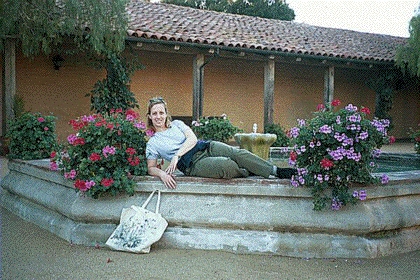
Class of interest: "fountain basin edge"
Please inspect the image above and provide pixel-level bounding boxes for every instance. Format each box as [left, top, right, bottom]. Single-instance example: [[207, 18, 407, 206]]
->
[[1, 159, 420, 258]]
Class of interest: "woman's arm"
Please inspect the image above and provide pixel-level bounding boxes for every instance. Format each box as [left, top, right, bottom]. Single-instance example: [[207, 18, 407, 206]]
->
[[165, 127, 198, 175], [147, 159, 177, 189], [177, 127, 198, 156]]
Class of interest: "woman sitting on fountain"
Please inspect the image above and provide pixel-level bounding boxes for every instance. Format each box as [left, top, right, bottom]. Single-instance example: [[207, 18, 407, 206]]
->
[[145, 97, 297, 189]]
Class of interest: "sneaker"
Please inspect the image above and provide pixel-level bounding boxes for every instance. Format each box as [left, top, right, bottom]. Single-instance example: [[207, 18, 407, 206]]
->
[[239, 168, 250, 177], [276, 168, 297, 179]]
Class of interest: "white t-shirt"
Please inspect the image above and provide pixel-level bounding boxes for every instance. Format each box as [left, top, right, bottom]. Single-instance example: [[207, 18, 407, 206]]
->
[[145, 120, 189, 161]]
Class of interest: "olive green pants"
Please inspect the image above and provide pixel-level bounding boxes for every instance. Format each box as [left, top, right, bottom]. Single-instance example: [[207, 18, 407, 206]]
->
[[185, 141, 273, 179]]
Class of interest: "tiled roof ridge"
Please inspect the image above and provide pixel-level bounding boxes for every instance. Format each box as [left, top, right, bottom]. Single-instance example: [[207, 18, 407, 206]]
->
[[127, 1, 408, 62]]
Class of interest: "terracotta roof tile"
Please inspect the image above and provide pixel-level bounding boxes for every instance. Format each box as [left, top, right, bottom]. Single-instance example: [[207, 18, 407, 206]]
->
[[127, 1, 408, 62]]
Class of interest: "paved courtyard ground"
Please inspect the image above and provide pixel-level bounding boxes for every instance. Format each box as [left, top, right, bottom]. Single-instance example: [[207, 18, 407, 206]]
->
[[1, 142, 419, 279], [2, 207, 420, 280]]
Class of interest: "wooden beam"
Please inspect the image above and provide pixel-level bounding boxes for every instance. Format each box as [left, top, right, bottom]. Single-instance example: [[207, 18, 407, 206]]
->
[[127, 39, 393, 71], [264, 59, 275, 128], [192, 54, 205, 121], [1, 38, 16, 137], [323, 66, 334, 105]]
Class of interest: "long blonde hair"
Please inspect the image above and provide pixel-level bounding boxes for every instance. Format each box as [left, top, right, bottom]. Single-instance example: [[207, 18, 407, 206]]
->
[[147, 97, 172, 131]]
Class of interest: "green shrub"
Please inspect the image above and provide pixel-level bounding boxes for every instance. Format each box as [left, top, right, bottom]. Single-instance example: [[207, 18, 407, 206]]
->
[[192, 114, 243, 143], [264, 123, 290, 147], [7, 112, 57, 160]]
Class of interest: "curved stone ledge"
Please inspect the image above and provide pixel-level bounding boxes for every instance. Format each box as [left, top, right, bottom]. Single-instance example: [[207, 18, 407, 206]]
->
[[1, 159, 420, 258]]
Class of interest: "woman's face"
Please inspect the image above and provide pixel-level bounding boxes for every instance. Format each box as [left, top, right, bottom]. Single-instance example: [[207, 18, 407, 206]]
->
[[148, 103, 167, 130]]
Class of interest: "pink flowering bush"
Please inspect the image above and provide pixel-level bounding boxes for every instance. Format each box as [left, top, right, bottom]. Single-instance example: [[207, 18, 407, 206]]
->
[[50, 109, 148, 198], [289, 100, 391, 211], [7, 112, 57, 160]]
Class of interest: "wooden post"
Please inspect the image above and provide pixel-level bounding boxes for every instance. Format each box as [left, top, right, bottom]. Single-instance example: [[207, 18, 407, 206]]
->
[[323, 66, 334, 105], [1, 38, 16, 137], [192, 54, 205, 121], [264, 59, 275, 128]]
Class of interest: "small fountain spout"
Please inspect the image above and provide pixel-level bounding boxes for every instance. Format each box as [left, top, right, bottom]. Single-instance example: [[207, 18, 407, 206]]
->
[[234, 123, 277, 159]]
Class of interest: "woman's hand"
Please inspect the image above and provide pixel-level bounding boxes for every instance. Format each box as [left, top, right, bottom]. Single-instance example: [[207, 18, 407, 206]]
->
[[148, 159, 177, 189], [160, 173, 177, 189], [165, 155, 179, 175]]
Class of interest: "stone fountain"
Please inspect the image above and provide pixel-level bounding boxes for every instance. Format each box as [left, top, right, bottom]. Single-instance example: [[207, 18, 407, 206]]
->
[[234, 123, 277, 160], [2, 158, 420, 258]]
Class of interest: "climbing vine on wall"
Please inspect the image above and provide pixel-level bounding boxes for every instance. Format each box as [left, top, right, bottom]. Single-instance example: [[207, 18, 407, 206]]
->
[[366, 70, 406, 129], [88, 52, 144, 114]]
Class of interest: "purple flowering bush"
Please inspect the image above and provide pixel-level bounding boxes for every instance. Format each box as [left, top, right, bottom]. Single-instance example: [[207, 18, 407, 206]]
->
[[289, 100, 391, 211], [50, 109, 148, 198]]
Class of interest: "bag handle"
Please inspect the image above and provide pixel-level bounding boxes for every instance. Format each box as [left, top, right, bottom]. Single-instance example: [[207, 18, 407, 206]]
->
[[141, 190, 162, 214], [155, 190, 161, 214], [141, 190, 156, 208]]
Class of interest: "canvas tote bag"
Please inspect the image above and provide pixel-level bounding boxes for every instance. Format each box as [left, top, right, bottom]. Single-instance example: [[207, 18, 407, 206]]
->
[[106, 190, 168, 253]]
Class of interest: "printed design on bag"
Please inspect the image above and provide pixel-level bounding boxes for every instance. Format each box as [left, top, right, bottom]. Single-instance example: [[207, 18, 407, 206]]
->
[[109, 214, 161, 249]]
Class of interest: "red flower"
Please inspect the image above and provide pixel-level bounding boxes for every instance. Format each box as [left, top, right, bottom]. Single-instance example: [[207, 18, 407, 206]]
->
[[331, 99, 341, 107], [50, 151, 57, 159], [106, 123, 114, 130], [89, 153, 101, 161], [73, 137, 85, 146], [95, 119, 107, 127], [101, 178, 114, 187], [290, 151, 297, 161], [320, 158, 334, 170], [37, 117, 45, 122], [74, 179, 88, 191], [69, 119, 79, 130], [317, 103, 325, 111], [110, 108, 123, 114], [44, 127, 49, 131], [128, 156, 140, 166], [69, 119, 87, 130], [125, 109, 139, 121], [389, 136, 396, 144], [126, 147, 136, 155], [360, 107, 371, 115]]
